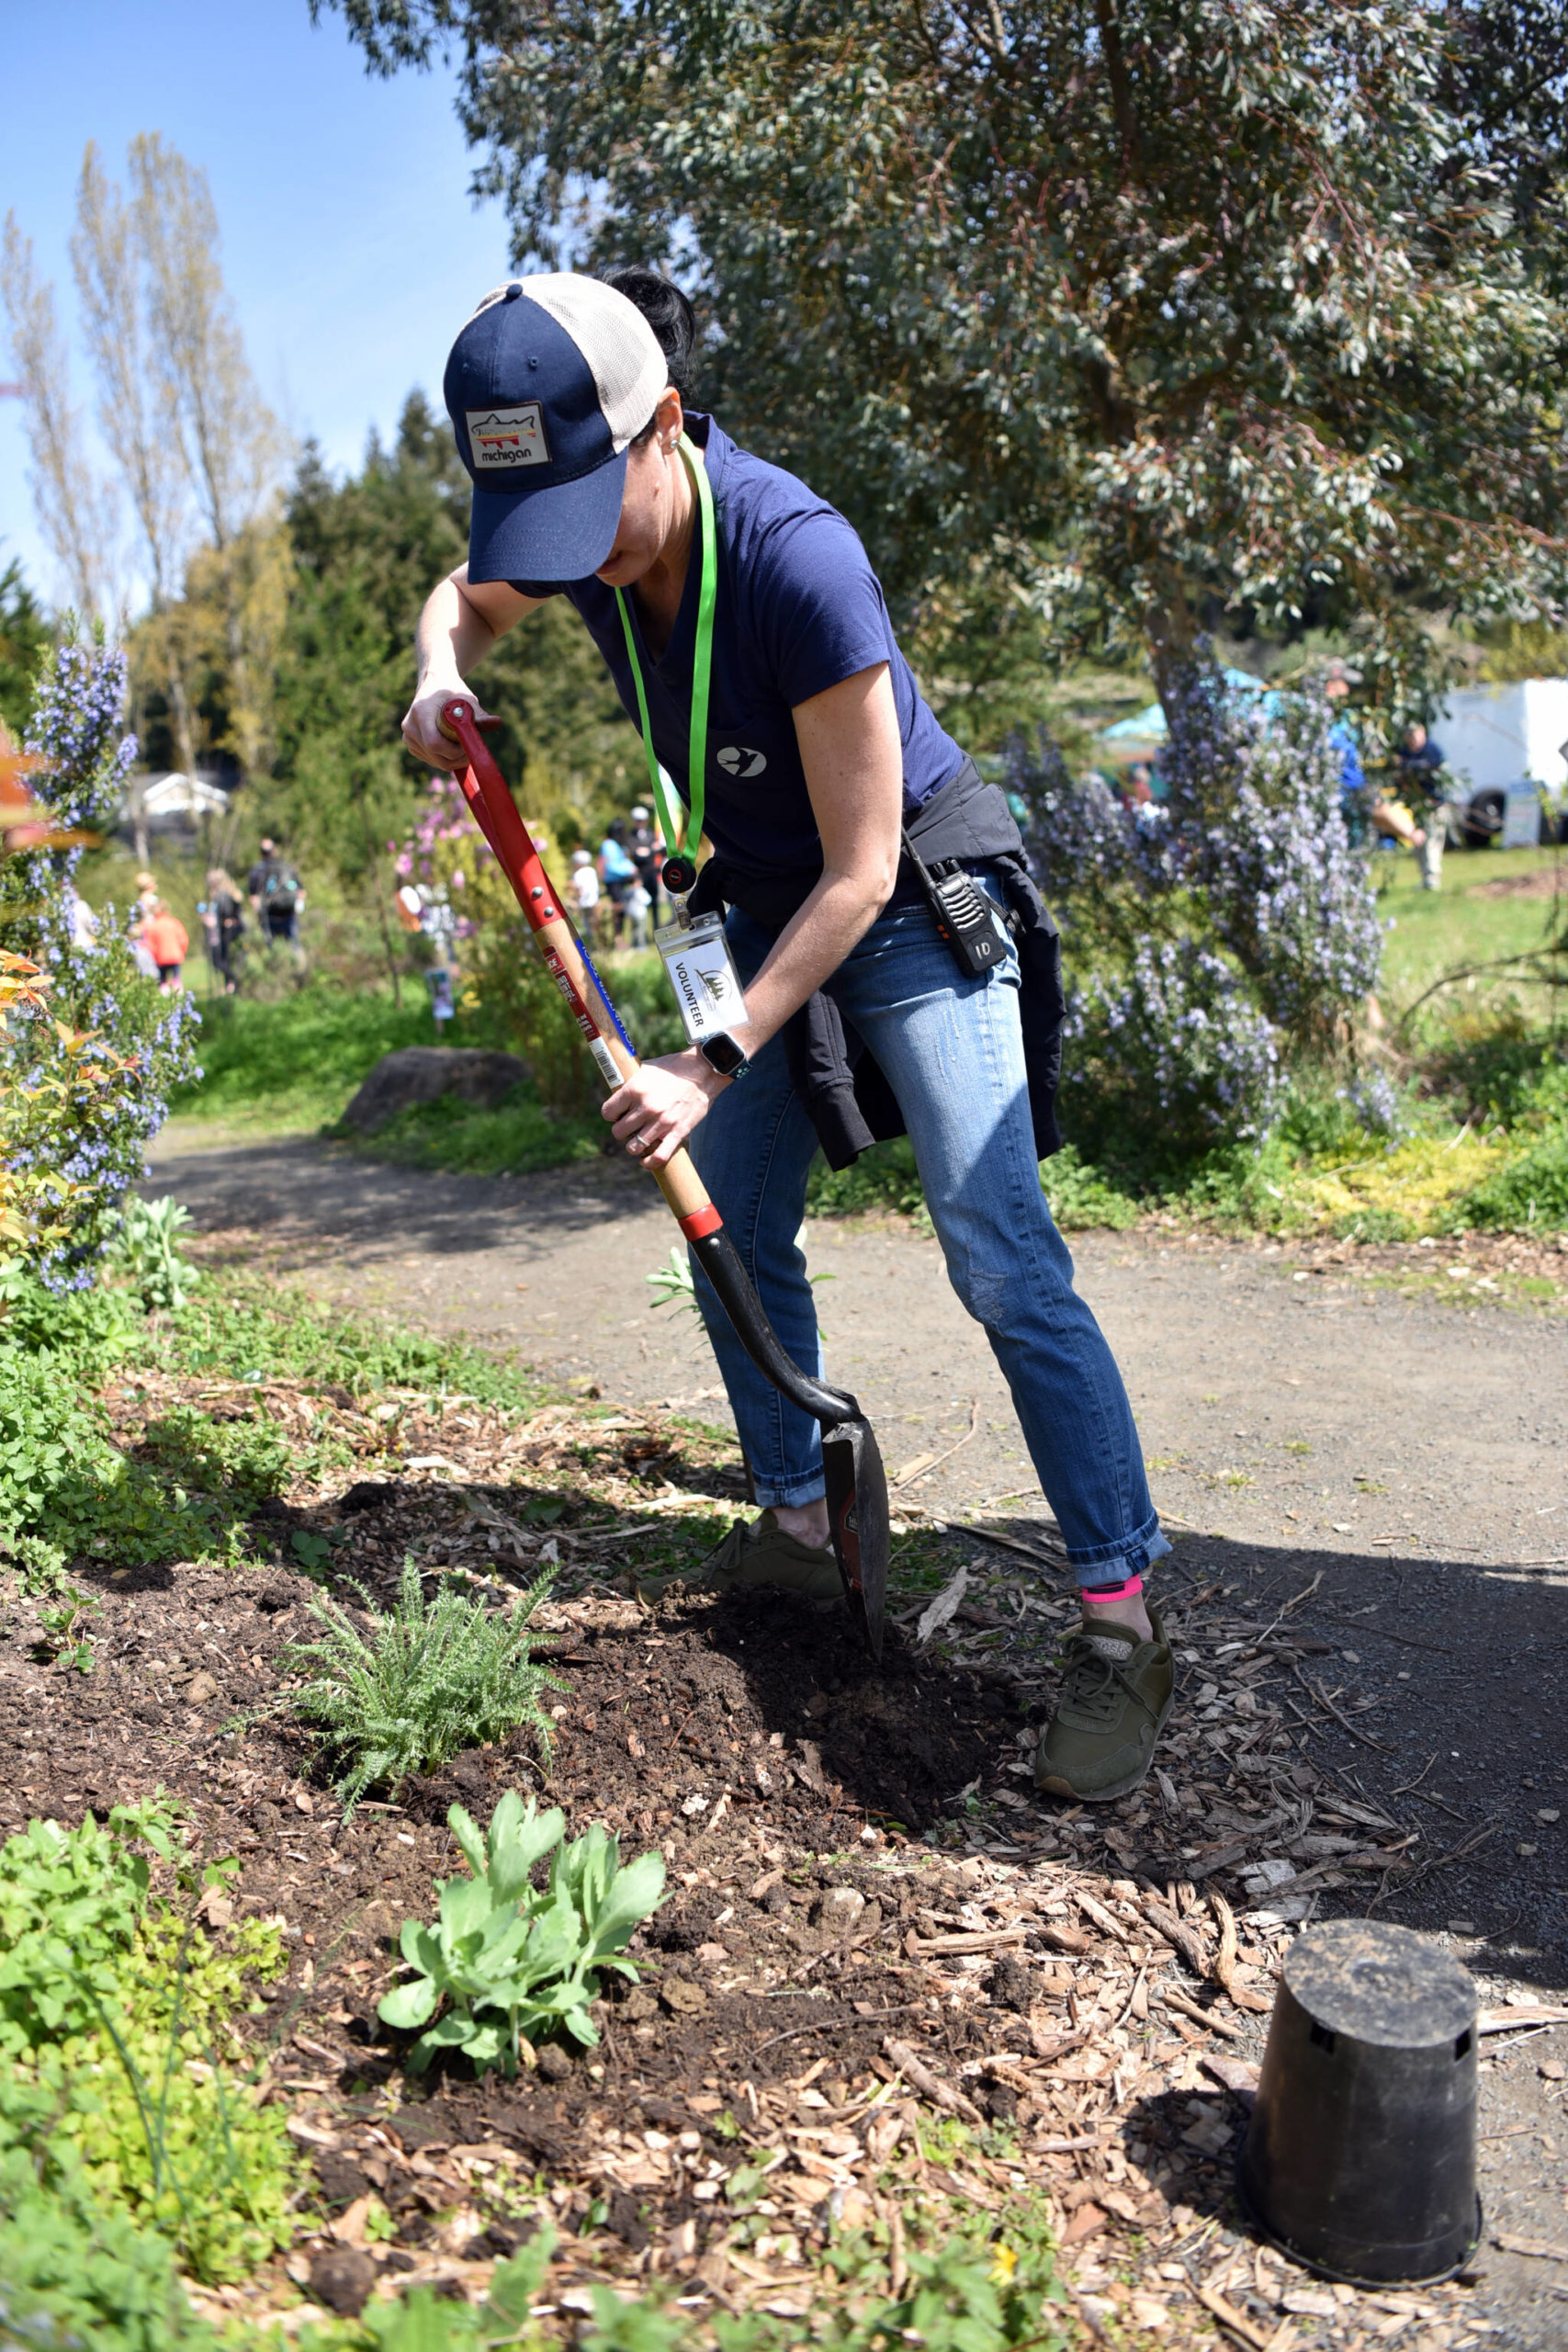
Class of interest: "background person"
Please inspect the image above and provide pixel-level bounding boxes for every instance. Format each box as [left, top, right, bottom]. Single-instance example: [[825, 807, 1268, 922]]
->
[[1324, 659, 1426, 855], [130, 875, 162, 979], [400, 266, 1174, 1805], [1394, 720, 1455, 890], [199, 867, 245, 992], [141, 899, 189, 991], [568, 846, 601, 923], [597, 819, 638, 944], [247, 837, 305, 954]]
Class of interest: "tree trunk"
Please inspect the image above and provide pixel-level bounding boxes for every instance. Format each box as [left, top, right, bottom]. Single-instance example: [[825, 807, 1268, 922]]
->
[[355, 787, 403, 1010], [1144, 570, 1199, 713], [129, 775, 150, 870]]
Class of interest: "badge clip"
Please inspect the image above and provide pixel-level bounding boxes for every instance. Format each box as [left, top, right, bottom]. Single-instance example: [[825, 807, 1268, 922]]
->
[[654, 912, 750, 1046]]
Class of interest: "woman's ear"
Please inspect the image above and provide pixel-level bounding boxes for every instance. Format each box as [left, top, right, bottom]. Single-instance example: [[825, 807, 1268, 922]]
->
[[656, 384, 684, 452]]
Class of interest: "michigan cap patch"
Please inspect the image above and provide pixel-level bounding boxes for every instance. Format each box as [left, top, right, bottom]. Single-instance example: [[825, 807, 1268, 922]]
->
[[467, 402, 550, 473]]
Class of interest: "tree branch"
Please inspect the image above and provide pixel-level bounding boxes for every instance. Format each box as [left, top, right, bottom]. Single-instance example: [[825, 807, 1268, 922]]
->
[[1093, 0, 1145, 186]]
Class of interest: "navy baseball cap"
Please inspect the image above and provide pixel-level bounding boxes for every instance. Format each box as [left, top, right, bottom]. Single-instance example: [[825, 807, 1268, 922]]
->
[[444, 275, 669, 584]]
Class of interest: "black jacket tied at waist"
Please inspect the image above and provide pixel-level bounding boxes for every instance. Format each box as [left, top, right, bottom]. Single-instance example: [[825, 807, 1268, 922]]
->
[[687, 758, 1065, 1172]]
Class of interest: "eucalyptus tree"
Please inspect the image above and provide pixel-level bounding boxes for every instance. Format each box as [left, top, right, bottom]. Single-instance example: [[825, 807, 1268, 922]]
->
[[325, 0, 1568, 715]]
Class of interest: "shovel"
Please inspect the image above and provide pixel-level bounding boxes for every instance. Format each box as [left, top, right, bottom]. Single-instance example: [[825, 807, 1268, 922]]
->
[[441, 697, 889, 1660]]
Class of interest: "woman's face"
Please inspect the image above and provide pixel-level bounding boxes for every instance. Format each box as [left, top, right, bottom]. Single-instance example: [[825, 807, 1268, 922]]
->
[[594, 389, 687, 587]]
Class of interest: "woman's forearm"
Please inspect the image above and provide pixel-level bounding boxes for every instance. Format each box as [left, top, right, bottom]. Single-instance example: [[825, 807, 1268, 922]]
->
[[737, 865, 891, 1052], [414, 573, 499, 691]]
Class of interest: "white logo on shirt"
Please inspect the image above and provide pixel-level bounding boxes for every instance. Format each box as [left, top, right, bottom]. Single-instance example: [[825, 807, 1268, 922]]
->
[[467, 403, 550, 472], [717, 746, 767, 777]]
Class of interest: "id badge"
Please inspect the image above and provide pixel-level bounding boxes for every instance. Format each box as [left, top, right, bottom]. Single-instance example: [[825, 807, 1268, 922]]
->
[[654, 912, 750, 1045]]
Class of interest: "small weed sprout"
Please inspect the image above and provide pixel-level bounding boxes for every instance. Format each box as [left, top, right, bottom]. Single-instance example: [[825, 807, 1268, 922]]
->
[[379, 1792, 666, 2075], [280, 1556, 564, 1815]]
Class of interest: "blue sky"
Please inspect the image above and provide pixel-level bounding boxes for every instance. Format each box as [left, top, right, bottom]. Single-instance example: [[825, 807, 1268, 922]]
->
[[3, 0, 513, 605]]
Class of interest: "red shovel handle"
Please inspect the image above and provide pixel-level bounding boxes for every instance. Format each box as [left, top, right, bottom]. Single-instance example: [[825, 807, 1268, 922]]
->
[[441, 698, 720, 1240]]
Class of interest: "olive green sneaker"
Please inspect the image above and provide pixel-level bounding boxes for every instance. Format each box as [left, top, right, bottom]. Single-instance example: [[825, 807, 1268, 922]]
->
[[1034, 1605, 1175, 1804], [634, 1510, 844, 1609]]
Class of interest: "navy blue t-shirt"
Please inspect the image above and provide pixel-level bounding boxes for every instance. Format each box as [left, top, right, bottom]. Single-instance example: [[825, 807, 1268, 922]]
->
[[509, 413, 964, 890]]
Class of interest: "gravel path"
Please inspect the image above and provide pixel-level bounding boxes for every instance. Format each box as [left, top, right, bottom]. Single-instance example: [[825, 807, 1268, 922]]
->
[[147, 1131, 1568, 2338]]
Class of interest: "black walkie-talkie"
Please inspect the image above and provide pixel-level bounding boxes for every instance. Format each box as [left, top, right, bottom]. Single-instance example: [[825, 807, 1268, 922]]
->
[[901, 831, 1007, 978]]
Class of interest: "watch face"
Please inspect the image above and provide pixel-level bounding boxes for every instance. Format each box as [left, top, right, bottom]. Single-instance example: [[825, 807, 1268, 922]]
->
[[703, 1032, 747, 1076]]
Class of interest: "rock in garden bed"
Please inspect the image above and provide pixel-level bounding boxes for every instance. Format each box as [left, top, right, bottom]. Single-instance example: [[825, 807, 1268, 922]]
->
[[340, 1047, 533, 1134]]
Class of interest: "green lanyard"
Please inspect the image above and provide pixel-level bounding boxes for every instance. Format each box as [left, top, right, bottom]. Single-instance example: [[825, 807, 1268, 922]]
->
[[615, 433, 715, 863]]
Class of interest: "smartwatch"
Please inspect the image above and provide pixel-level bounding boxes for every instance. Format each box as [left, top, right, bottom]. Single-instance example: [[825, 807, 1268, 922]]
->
[[698, 1032, 751, 1081]]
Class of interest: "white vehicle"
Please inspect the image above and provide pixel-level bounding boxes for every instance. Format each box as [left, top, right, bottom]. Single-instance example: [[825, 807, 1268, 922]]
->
[[1432, 681, 1568, 846]]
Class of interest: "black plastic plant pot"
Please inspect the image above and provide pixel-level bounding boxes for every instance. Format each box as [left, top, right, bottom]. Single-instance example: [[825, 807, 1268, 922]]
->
[[1238, 1920, 1482, 2286]]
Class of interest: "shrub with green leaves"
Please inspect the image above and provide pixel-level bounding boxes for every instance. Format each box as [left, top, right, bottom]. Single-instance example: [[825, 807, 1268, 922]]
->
[[283, 1557, 564, 1814], [0, 1265, 144, 1384], [0, 1807, 294, 2285], [0, 2137, 216, 2352], [0, 1349, 236, 1588], [380, 1792, 665, 2075]]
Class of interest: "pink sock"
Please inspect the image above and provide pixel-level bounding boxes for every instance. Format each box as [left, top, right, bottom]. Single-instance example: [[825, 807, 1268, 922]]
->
[[1083, 1575, 1144, 1605]]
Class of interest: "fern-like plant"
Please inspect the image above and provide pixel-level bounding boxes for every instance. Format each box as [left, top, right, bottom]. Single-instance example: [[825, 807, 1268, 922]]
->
[[280, 1558, 564, 1815]]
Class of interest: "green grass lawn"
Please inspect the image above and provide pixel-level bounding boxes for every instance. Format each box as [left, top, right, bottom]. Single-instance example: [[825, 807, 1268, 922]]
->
[[1373, 841, 1568, 1028], [164, 986, 452, 1147]]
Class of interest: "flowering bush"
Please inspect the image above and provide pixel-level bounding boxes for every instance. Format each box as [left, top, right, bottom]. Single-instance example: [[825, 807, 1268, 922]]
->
[[1010, 651, 1382, 1156], [1156, 663, 1383, 1038], [1064, 941, 1283, 1161], [0, 636, 200, 1286], [390, 769, 492, 933]]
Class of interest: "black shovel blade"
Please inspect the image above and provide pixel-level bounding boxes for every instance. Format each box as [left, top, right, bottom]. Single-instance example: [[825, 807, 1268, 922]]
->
[[821, 1416, 889, 1662]]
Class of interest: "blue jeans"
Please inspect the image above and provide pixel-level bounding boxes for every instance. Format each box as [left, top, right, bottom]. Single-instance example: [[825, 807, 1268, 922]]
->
[[686, 890, 1168, 1592]]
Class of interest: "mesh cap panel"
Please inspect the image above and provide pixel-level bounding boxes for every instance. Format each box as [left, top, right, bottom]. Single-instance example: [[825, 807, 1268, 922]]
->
[[516, 274, 669, 451]]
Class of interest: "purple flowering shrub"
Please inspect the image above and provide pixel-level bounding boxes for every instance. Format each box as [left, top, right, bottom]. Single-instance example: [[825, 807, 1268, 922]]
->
[[2, 637, 200, 1286], [1064, 941, 1283, 1159], [1156, 663, 1383, 1038], [1010, 652, 1382, 1157]]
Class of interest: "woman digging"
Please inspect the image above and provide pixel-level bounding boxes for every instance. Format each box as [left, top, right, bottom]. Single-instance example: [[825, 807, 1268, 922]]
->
[[401, 268, 1174, 1805]]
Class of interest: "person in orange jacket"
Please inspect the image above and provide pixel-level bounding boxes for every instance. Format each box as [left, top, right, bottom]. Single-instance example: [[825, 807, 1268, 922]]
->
[[141, 901, 190, 991]]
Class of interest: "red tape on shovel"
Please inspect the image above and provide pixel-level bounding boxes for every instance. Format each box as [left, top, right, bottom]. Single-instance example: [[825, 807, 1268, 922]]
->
[[442, 697, 889, 1660]]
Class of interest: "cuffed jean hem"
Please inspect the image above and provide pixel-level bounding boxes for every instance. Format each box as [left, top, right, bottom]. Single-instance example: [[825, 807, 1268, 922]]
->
[[1070, 1522, 1172, 1591], [750, 1478, 829, 1510]]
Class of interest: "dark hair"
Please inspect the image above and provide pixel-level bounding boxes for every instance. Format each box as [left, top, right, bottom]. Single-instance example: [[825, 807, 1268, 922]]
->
[[608, 266, 696, 442]]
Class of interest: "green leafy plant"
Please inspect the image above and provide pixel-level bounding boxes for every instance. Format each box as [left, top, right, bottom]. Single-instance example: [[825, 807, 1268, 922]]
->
[[135, 1402, 302, 1509], [378, 1792, 665, 2075], [105, 1196, 202, 1313], [281, 1556, 565, 1815], [0, 2137, 217, 2352], [573, 2203, 1072, 2352], [645, 1245, 700, 1319], [290, 1527, 337, 1577], [0, 1350, 237, 1589], [33, 1582, 98, 1671], [0, 1806, 294, 2285], [355, 2228, 556, 2350], [158, 1272, 551, 1411]]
